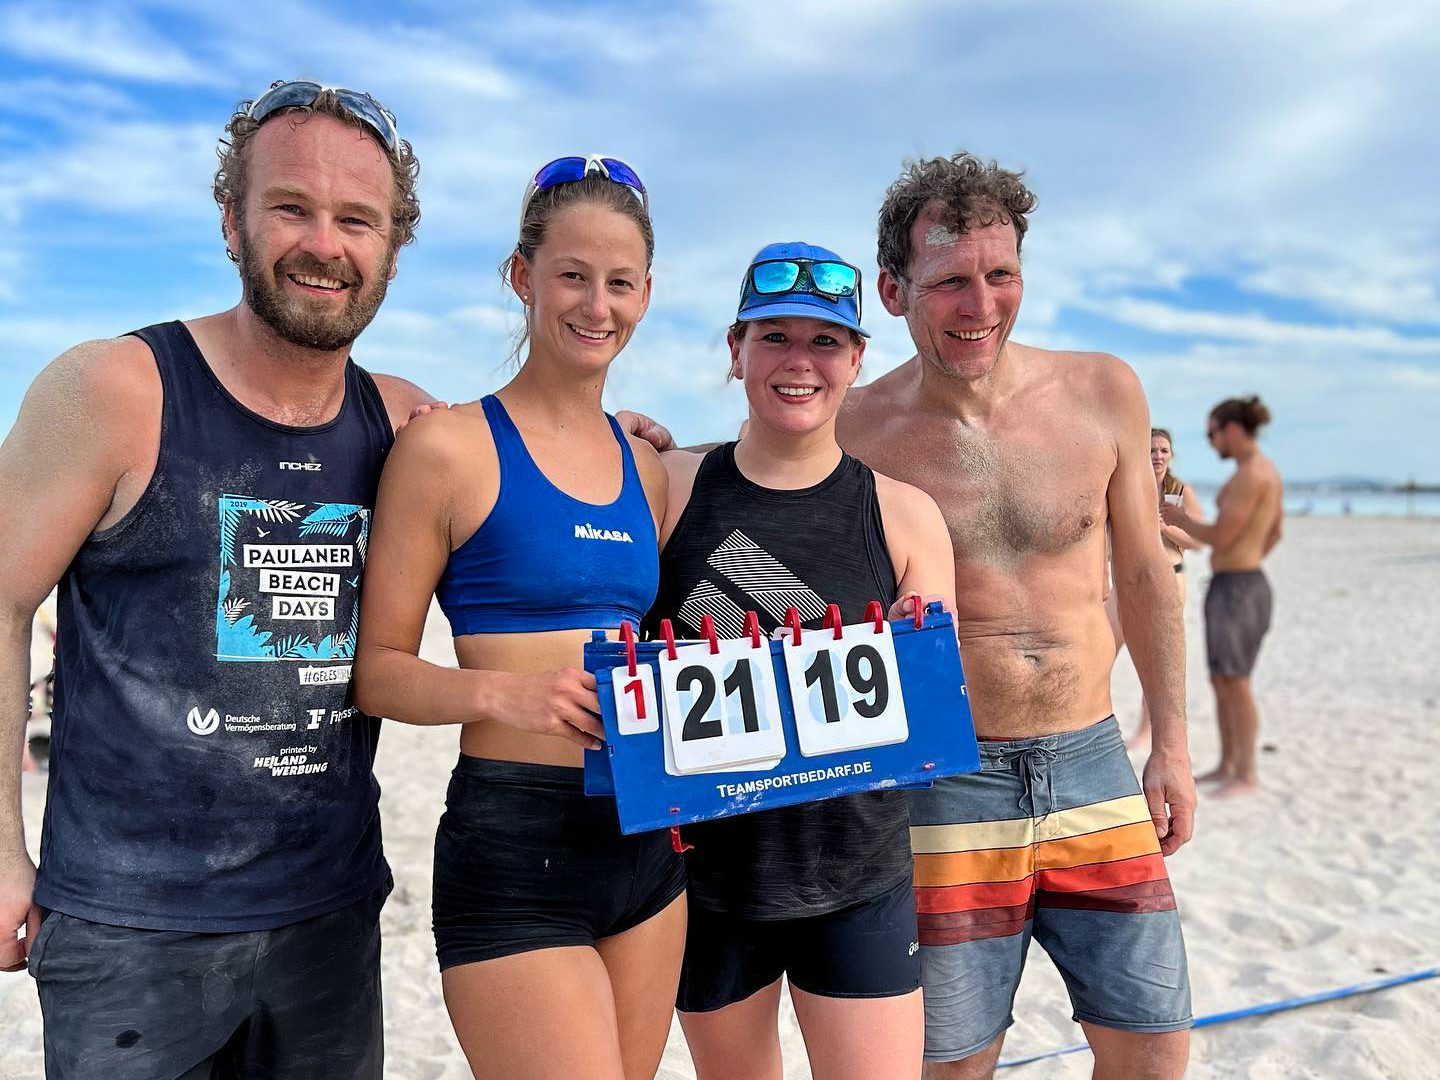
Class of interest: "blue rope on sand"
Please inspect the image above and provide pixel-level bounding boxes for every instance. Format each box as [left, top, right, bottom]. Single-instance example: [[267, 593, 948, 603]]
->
[[996, 967, 1440, 1070]]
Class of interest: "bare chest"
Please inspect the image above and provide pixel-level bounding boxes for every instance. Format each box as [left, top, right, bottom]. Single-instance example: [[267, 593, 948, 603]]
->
[[847, 415, 1112, 567]]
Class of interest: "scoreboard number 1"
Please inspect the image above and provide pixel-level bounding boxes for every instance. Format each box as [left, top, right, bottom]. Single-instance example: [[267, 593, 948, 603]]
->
[[612, 662, 658, 736]]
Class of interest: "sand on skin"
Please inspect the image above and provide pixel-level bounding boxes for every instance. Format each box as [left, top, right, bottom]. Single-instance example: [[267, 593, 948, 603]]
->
[[3, 516, 1437, 1079]]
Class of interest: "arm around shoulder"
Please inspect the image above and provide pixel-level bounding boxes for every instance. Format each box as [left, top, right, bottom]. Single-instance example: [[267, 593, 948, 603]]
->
[[369, 372, 441, 434], [625, 432, 670, 535], [655, 448, 705, 547]]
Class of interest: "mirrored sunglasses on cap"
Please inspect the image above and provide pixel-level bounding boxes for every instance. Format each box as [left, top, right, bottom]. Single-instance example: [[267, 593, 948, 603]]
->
[[246, 80, 399, 154], [519, 155, 648, 228], [745, 258, 863, 322], [749, 258, 859, 299]]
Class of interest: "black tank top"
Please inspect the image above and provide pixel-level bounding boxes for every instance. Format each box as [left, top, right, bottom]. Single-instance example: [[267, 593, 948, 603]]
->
[[36, 321, 393, 931], [644, 443, 909, 919]]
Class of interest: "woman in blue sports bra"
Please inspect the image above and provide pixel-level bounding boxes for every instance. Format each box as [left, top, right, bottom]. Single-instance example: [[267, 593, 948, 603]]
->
[[353, 157, 684, 1080]]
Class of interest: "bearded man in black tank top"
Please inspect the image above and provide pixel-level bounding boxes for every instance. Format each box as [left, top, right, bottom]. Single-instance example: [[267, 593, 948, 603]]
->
[[0, 83, 434, 1080]]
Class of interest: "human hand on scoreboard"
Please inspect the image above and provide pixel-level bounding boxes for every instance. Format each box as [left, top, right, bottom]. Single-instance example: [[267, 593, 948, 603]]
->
[[887, 592, 953, 622], [490, 668, 604, 751]]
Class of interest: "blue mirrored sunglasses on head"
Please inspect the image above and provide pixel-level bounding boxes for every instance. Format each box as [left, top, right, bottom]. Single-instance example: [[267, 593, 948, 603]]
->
[[246, 80, 399, 154], [519, 155, 648, 226], [746, 258, 862, 319], [750, 258, 859, 297]]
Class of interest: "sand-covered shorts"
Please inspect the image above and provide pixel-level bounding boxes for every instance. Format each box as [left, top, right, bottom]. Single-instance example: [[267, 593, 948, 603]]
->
[[432, 756, 686, 971], [908, 717, 1191, 1061]]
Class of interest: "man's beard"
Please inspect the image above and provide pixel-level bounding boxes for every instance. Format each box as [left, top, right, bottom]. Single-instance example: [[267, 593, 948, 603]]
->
[[237, 231, 389, 353]]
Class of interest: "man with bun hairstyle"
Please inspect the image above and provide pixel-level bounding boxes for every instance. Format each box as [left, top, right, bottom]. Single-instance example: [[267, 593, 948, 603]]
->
[[0, 81, 433, 1078], [1164, 394, 1283, 798]]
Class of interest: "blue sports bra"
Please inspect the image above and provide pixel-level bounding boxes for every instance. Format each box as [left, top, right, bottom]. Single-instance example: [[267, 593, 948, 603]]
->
[[436, 395, 659, 635]]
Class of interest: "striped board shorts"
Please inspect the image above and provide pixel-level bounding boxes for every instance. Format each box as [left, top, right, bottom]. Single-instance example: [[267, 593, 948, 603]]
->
[[908, 716, 1191, 1062]]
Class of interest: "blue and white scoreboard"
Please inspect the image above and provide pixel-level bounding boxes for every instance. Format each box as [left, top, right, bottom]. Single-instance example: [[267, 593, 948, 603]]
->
[[584, 603, 981, 835]]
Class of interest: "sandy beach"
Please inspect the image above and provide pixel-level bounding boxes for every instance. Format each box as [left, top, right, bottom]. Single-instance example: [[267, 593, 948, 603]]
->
[[4, 515, 1437, 1079]]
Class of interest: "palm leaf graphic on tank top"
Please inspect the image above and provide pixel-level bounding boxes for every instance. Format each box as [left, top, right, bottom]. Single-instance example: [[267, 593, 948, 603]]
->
[[221, 594, 250, 625], [215, 569, 275, 657], [266, 632, 349, 660], [219, 497, 305, 568], [297, 502, 364, 538]]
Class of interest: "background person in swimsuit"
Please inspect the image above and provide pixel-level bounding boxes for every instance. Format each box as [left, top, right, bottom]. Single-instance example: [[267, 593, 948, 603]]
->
[[353, 157, 685, 1080], [1111, 428, 1205, 749], [647, 241, 955, 1080], [1163, 395, 1283, 798]]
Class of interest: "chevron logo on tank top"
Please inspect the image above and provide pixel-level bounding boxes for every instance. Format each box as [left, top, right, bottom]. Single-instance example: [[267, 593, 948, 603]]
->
[[677, 529, 826, 638]]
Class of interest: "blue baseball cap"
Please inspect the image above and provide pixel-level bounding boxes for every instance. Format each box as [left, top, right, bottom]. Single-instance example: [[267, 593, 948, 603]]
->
[[736, 241, 869, 337]]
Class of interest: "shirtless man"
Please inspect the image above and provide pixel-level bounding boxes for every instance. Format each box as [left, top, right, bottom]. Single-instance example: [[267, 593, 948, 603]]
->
[[0, 82, 432, 1078], [1163, 395, 1282, 798], [836, 154, 1193, 1080], [624, 154, 1195, 1079]]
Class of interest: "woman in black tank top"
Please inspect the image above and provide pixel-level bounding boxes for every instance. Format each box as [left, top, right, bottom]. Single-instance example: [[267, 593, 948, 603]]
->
[[647, 242, 956, 1080]]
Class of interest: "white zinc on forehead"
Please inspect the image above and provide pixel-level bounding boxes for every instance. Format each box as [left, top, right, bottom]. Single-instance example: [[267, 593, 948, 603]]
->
[[923, 223, 962, 247]]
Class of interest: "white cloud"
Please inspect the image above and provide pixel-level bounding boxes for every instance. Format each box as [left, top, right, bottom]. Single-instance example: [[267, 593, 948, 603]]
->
[[1126, 338, 1440, 483], [0, 2, 219, 84], [0, 121, 216, 223], [1078, 296, 1440, 355], [0, 77, 143, 126], [1, 0, 1437, 483]]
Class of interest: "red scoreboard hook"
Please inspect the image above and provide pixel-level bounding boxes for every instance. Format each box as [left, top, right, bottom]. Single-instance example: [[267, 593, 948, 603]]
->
[[618, 620, 639, 676], [698, 614, 720, 655], [743, 610, 762, 649], [864, 600, 885, 634], [659, 618, 678, 661], [784, 606, 803, 645], [823, 603, 844, 641]]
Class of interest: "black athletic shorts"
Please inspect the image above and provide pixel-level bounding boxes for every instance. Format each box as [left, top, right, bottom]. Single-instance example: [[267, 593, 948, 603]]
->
[[432, 756, 687, 970], [30, 881, 388, 1080], [676, 875, 921, 1013]]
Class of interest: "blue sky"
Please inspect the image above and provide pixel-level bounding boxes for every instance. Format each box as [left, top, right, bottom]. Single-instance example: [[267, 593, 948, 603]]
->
[[2, 0, 1437, 483]]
